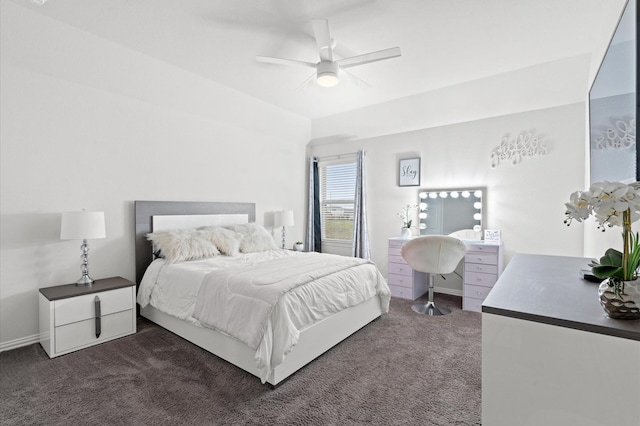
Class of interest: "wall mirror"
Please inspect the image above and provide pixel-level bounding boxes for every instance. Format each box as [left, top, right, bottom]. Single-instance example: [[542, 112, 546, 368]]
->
[[589, 0, 637, 184], [418, 187, 485, 238]]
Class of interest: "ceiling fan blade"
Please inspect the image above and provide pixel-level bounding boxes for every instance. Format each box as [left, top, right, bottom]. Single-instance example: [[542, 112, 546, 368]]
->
[[295, 72, 318, 92], [256, 56, 316, 69], [312, 19, 333, 62], [340, 69, 373, 90], [336, 47, 401, 69]]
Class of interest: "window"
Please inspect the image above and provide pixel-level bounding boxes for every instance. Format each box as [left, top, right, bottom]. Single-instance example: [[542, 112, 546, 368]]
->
[[319, 161, 356, 242]]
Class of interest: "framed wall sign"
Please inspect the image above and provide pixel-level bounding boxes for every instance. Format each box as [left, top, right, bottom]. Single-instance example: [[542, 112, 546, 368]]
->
[[484, 229, 502, 242], [399, 158, 421, 186]]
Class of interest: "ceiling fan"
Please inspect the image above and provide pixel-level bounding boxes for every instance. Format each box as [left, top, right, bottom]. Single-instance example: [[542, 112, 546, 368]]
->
[[256, 19, 401, 88]]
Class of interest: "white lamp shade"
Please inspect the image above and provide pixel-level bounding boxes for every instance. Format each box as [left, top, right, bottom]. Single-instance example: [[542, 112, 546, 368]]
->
[[60, 211, 106, 240], [274, 210, 294, 227]]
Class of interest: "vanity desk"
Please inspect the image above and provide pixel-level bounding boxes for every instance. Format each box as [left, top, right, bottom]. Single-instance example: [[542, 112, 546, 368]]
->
[[388, 237, 504, 308], [481, 253, 640, 425]]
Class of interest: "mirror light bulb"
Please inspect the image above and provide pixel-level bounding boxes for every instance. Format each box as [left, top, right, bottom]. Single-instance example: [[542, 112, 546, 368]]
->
[[439, 191, 448, 198], [473, 213, 482, 220], [461, 191, 470, 198], [419, 202, 427, 210], [419, 192, 427, 199], [450, 191, 459, 198], [474, 202, 481, 209], [474, 190, 482, 198]]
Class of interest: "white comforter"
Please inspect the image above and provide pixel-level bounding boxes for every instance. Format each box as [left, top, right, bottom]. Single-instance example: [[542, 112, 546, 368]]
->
[[137, 250, 390, 382]]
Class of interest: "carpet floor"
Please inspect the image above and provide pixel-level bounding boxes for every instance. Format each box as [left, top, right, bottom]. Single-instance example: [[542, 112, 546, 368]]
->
[[0, 295, 482, 425]]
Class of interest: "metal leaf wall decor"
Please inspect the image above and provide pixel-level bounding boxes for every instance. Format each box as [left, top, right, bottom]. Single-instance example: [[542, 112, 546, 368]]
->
[[490, 132, 547, 168]]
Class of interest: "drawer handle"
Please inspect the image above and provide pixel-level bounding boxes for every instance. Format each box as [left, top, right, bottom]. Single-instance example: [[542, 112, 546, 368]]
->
[[476, 291, 482, 295], [94, 296, 101, 338]]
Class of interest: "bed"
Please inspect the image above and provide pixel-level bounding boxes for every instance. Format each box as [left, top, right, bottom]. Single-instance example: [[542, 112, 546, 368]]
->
[[134, 200, 390, 386]]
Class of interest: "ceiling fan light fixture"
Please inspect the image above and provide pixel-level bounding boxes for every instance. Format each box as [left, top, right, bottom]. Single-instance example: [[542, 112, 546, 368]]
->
[[316, 61, 339, 87]]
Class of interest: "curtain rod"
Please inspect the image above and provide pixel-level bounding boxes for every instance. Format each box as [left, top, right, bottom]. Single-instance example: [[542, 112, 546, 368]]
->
[[315, 151, 363, 161]]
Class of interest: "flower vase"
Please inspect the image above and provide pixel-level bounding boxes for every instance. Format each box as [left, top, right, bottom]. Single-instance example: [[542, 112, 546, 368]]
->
[[598, 278, 640, 320], [400, 227, 412, 239]]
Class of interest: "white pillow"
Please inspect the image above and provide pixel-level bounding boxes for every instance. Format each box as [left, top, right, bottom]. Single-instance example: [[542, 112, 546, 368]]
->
[[224, 223, 279, 253], [146, 229, 220, 264], [199, 226, 241, 256]]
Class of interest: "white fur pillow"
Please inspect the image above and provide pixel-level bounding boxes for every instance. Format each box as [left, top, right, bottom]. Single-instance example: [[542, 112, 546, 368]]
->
[[224, 223, 279, 253], [199, 226, 241, 256], [146, 229, 220, 264]]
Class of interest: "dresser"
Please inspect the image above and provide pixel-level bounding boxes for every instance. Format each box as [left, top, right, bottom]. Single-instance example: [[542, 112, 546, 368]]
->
[[388, 238, 428, 300], [482, 254, 640, 425], [39, 276, 136, 358], [462, 241, 504, 312]]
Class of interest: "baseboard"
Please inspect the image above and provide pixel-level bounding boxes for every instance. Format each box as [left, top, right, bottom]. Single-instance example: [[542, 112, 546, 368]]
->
[[434, 287, 463, 297], [0, 333, 40, 353]]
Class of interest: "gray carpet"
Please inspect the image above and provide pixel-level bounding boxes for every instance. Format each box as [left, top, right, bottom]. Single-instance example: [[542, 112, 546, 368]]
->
[[0, 295, 481, 425]]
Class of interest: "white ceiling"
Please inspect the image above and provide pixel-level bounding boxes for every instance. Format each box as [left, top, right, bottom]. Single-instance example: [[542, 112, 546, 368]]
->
[[15, 0, 628, 120]]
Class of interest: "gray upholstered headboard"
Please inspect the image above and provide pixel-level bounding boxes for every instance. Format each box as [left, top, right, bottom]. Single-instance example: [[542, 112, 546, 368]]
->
[[134, 201, 256, 285]]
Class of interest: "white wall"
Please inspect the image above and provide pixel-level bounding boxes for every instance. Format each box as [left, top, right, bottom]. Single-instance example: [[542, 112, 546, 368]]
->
[[309, 102, 587, 294], [0, 3, 310, 349]]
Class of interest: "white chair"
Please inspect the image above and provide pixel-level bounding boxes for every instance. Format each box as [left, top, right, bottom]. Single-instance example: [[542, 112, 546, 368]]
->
[[448, 228, 482, 241], [401, 235, 467, 315]]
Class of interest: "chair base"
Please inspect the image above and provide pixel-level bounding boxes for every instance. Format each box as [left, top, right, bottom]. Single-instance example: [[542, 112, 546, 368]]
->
[[411, 302, 451, 316]]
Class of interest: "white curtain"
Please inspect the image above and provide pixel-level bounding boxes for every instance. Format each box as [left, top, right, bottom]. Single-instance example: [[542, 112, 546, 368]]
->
[[352, 150, 370, 259]]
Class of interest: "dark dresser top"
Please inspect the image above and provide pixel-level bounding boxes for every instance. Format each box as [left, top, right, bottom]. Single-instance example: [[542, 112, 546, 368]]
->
[[482, 253, 640, 341], [39, 276, 134, 301]]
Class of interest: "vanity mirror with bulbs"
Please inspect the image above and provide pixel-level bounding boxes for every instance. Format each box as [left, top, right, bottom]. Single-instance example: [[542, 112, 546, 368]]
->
[[387, 186, 503, 312], [418, 187, 485, 238]]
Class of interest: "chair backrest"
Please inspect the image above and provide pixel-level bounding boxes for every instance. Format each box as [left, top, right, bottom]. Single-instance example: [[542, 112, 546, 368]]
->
[[448, 228, 481, 241], [401, 235, 467, 274]]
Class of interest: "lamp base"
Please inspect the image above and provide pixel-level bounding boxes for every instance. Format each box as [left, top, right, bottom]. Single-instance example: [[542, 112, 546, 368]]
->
[[75, 275, 94, 286]]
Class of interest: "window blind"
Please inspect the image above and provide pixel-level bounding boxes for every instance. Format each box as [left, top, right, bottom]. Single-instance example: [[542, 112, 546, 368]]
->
[[319, 161, 356, 241]]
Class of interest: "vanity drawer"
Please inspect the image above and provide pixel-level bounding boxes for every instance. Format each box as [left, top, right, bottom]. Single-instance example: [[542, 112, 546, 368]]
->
[[389, 247, 403, 257], [464, 271, 498, 288], [388, 263, 412, 276], [465, 262, 498, 275], [388, 273, 414, 288], [389, 254, 405, 264], [389, 240, 405, 249], [389, 285, 414, 299], [465, 244, 500, 254], [465, 254, 498, 266], [54, 287, 133, 326], [464, 284, 493, 300], [463, 297, 484, 313]]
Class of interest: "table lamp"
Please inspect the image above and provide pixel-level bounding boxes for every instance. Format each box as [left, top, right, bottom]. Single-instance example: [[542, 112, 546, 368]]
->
[[60, 211, 106, 285], [274, 210, 294, 249]]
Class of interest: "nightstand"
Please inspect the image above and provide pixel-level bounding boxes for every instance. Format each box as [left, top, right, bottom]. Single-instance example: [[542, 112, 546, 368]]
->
[[39, 276, 136, 358]]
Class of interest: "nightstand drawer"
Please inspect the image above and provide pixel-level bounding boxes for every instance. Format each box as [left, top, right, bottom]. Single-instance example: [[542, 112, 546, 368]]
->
[[388, 263, 412, 276], [54, 287, 133, 326], [388, 273, 414, 288], [464, 284, 493, 300], [464, 271, 498, 288], [55, 309, 134, 353]]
